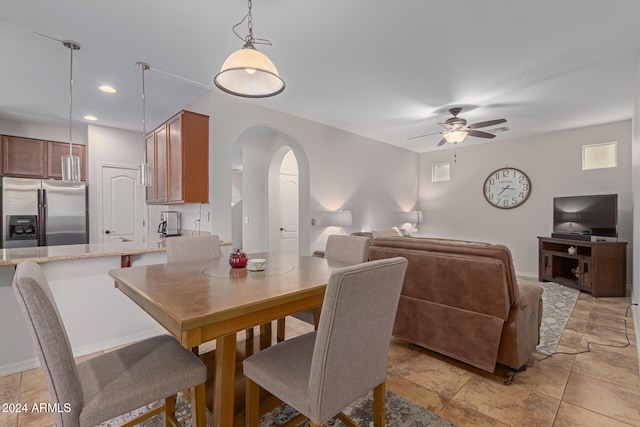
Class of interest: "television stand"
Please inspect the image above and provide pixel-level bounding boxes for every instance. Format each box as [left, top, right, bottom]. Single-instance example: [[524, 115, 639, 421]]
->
[[538, 236, 627, 297]]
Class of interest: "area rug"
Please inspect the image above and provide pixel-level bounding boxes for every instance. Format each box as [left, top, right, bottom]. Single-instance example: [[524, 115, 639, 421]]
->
[[100, 390, 457, 427], [518, 276, 580, 355]]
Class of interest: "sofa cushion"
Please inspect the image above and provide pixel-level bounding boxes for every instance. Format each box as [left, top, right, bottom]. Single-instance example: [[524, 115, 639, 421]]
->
[[371, 228, 403, 239], [394, 296, 504, 372]]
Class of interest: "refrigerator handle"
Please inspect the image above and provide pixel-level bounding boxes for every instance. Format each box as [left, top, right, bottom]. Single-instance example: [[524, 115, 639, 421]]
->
[[42, 189, 47, 246], [37, 189, 42, 246]]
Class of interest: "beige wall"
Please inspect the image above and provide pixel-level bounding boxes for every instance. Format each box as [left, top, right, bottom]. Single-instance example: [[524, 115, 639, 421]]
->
[[631, 58, 640, 353], [419, 120, 632, 275]]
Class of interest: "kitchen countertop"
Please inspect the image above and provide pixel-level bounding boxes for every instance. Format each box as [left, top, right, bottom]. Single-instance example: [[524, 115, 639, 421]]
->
[[0, 241, 166, 266]]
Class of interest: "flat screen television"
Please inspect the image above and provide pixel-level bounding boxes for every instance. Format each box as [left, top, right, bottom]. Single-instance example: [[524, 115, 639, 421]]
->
[[553, 194, 618, 238]]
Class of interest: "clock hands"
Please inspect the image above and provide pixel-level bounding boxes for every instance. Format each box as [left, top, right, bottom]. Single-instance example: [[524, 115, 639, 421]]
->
[[496, 185, 515, 197]]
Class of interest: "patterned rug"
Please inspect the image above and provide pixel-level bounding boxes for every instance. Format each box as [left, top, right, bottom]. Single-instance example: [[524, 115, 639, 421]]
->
[[518, 276, 580, 355], [100, 390, 457, 427]]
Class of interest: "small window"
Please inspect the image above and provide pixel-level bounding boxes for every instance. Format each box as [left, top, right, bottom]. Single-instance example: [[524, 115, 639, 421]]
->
[[432, 162, 450, 182], [582, 142, 617, 170]]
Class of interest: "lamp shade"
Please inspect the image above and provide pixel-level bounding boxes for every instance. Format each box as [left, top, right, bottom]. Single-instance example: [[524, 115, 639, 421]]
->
[[329, 210, 352, 227], [407, 210, 424, 224], [214, 47, 285, 98], [443, 130, 468, 144], [560, 212, 579, 223]]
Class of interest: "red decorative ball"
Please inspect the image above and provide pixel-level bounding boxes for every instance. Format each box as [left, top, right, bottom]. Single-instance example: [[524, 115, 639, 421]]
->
[[229, 248, 248, 268]]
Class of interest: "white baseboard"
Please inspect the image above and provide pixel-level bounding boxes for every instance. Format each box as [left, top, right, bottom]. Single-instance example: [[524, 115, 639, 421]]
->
[[634, 304, 640, 376], [516, 271, 538, 279], [0, 358, 41, 378], [0, 327, 166, 377]]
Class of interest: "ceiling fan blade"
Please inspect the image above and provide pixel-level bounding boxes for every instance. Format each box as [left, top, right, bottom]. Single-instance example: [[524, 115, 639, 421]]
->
[[468, 118, 506, 129], [437, 137, 448, 146], [406, 131, 441, 141], [467, 129, 496, 138]]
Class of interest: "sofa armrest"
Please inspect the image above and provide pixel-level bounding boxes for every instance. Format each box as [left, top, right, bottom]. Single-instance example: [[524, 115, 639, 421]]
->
[[518, 283, 544, 311], [496, 282, 544, 369]]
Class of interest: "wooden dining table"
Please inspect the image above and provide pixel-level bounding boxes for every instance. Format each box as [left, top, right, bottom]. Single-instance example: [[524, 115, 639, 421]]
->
[[108, 251, 349, 427]]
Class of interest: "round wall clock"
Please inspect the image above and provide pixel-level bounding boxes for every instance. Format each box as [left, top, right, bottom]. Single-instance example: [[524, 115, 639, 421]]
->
[[483, 167, 531, 209]]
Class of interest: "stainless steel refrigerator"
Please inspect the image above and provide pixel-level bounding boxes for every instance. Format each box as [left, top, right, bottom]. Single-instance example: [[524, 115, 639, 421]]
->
[[1, 177, 88, 248]]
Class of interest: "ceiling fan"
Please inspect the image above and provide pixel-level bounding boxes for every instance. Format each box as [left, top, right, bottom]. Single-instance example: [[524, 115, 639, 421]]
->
[[408, 107, 507, 146]]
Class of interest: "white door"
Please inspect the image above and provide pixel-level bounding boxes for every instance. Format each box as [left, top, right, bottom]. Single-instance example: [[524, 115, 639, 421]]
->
[[279, 173, 298, 253], [100, 165, 145, 243]]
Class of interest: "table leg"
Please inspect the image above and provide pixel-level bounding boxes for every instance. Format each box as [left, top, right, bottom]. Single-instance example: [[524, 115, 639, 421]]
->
[[213, 334, 237, 427]]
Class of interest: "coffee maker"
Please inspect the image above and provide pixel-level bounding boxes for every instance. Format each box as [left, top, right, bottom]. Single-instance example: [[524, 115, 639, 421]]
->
[[158, 211, 181, 238]]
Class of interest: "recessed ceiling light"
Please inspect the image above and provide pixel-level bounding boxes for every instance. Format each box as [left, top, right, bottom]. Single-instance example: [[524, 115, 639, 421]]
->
[[84, 115, 98, 121], [99, 85, 117, 93]]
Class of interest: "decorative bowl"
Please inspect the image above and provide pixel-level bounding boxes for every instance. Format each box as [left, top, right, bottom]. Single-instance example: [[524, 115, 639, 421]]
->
[[246, 259, 266, 271]]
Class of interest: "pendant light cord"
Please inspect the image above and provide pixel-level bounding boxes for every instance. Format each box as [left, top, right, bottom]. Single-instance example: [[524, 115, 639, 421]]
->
[[142, 65, 146, 137], [63, 41, 80, 158], [68, 45, 74, 157], [232, 0, 272, 47]]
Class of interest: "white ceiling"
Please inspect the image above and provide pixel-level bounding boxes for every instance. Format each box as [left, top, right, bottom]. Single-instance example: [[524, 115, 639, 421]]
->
[[1, 0, 640, 153]]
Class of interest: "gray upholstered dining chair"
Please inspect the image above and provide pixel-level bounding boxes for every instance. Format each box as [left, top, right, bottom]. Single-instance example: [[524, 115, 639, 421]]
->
[[165, 234, 259, 341], [12, 260, 207, 427], [165, 234, 222, 262], [244, 257, 408, 427], [284, 234, 371, 329], [324, 234, 371, 264]]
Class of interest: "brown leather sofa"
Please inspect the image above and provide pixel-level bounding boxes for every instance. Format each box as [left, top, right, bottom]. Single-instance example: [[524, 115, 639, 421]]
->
[[368, 236, 543, 373]]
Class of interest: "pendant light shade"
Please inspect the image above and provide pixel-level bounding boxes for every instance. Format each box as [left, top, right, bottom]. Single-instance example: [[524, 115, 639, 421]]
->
[[215, 46, 284, 98], [215, 0, 284, 98], [61, 40, 82, 182]]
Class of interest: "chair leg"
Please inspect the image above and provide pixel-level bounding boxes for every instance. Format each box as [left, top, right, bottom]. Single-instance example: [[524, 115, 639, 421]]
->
[[245, 378, 260, 427], [191, 383, 206, 427], [276, 317, 286, 342], [312, 307, 321, 330], [165, 394, 177, 427], [373, 382, 385, 427]]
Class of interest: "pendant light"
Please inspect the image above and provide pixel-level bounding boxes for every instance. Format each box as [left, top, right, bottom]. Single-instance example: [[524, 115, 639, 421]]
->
[[137, 62, 152, 186], [214, 0, 285, 98], [61, 40, 81, 182]]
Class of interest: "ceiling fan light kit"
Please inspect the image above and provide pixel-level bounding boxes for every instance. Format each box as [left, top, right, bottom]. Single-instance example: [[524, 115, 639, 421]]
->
[[214, 0, 285, 98], [409, 107, 506, 148], [443, 130, 468, 144]]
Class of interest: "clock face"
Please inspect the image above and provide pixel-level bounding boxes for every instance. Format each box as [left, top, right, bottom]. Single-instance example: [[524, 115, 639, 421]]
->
[[483, 167, 531, 209]]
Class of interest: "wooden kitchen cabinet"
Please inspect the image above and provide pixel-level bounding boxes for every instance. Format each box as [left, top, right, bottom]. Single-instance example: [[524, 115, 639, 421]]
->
[[2, 136, 47, 177], [146, 110, 209, 204], [1, 135, 86, 180]]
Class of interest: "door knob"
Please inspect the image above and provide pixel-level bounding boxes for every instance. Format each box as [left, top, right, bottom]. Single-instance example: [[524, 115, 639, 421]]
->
[[105, 229, 114, 234]]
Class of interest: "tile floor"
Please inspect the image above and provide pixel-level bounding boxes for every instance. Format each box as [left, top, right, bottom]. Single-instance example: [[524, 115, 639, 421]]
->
[[0, 290, 638, 427]]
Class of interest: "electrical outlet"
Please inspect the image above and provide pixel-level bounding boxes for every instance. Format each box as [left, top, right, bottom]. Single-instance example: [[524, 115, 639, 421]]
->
[[311, 218, 317, 226]]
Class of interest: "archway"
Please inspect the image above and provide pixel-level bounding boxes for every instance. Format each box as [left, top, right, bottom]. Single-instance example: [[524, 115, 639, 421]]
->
[[231, 126, 310, 254]]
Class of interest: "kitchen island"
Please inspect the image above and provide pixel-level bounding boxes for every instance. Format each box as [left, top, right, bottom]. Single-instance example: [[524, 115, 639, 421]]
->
[[0, 241, 170, 376], [0, 240, 166, 266]]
